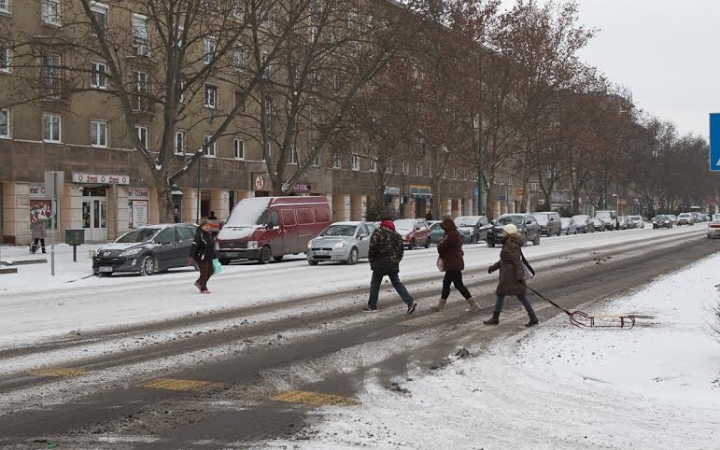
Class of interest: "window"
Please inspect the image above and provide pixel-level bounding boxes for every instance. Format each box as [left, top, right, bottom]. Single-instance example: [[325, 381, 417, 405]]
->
[[385, 159, 393, 174], [132, 14, 148, 55], [290, 145, 298, 164], [233, 139, 244, 160], [309, 26, 318, 42], [90, 120, 107, 147], [370, 159, 377, 172], [312, 150, 320, 167], [453, 167, 457, 179], [233, 44, 245, 71], [0, 108, 10, 138], [42, 53, 61, 98], [90, 61, 107, 88], [90, 2, 108, 34], [132, 71, 148, 111], [351, 154, 360, 171], [0, 0, 10, 14], [42, 0, 61, 26], [232, 0, 244, 19], [348, 9, 357, 30], [203, 135, 216, 157], [0, 43, 10, 73], [135, 125, 148, 149], [259, 9, 270, 28], [309, 0, 321, 16], [416, 136, 426, 155], [332, 153, 341, 169], [402, 161, 409, 175], [263, 142, 272, 161], [42, 113, 61, 142], [428, 165, 432, 177], [204, 37, 216, 64], [174, 130, 185, 154], [204, 84, 217, 108], [416, 163, 422, 176], [261, 52, 271, 78], [234, 90, 245, 112]]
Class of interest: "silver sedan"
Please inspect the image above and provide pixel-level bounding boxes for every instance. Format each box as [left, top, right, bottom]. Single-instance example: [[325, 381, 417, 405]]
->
[[307, 221, 376, 265], [707, 219, 720, 239]]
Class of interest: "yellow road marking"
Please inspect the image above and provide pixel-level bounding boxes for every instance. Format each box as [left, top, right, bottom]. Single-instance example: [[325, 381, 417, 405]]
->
[[30, 367, 86, 378], [141, 378, 220, 392], [270, 390, 358, 406]]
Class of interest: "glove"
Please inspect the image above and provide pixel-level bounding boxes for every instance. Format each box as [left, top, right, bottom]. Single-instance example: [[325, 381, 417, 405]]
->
[[488, 266, 494, 274]]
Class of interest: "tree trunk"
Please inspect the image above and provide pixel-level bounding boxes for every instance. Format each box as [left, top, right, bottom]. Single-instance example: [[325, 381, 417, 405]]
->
[[156, 178, 174, 223]]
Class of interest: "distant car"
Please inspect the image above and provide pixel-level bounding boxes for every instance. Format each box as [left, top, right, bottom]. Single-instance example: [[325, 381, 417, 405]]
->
[[651, 215, 673, 229], [486, 213, 541, 247], [591, 216, 605, 232], [617, 216, 634, 230], [429, 221, 473, 244], [394, 218, 431, 249], [560, 217, 578, 235], [532, 212, 562, 237], [707, 219, 720, 239], [666, 214, 677, 225], [571, 215, 595, 233], [594, 210, 618, 231], [629, 215, 644, 228], [676, 213, 694, 226], [93, 223, 198, 276], [453, 215, 489, 243], [306, 221, 376, 265]]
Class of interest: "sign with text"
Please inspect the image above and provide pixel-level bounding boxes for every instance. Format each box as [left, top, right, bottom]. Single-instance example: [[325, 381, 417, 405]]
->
[[710, 113, 720, 171], [73, 173, 129, 185]]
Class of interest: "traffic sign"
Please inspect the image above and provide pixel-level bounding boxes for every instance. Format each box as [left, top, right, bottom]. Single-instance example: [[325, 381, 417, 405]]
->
[[710, 113, 720, 171]]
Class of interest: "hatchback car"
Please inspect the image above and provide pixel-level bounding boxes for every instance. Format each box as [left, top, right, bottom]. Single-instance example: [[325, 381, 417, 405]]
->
[[486, 214, 541, 247], [394, 218, 431, 249], [651, 215, 673, 229], [571, 215, 594, 233], [532, 212, 562, 237], [560, 217, 578, 235], [307, 221, 375, 265], [93, 223, 198, 276], [707, 219, 720, 239], [676, 213, 694, 226], [629, 215, 644, 228], [453, 215, 489, 243]]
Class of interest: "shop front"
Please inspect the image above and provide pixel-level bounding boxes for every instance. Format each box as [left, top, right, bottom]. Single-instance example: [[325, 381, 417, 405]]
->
[[72, 172, 130, 242], [410, 185, 433, 218]]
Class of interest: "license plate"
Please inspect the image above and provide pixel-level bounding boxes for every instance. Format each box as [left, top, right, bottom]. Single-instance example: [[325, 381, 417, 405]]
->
[[316, 250, 330, 256], [99, 266, 113, 273], [224, 252, 239, 258]]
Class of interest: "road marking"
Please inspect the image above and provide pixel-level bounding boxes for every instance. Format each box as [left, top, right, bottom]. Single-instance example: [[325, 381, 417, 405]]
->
[[30, 367, 86, 378], [141, 378, 220, 392], [270, 390, 358, 406]]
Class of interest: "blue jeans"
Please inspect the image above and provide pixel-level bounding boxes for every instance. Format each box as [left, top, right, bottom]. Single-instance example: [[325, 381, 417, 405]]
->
[[494, 294, 535, 315], [368, 270, 414, 309]]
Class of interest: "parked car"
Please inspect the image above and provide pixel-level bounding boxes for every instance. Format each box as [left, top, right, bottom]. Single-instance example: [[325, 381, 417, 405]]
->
[[215, 196, 332, 264], [93, 223, 198, 276], [306, 221, 376, 265], [677, 213, 694, 226], [629, 215, 645, 228], [453, 215, 490, 243], [532, 212, 562, 237], [651, 215, 673, 229], [591, 216, 605, 232], [617, 216, 634, 230], [594, 210, 618, 231], [486, 213, 541, 247], [707, 219, 720, 239], [394, 218, 431, 249], [560, 217, 578, 235], [429, 220, 473, 244], [666, 214, 677, 225], [571, 215, 595, 233]]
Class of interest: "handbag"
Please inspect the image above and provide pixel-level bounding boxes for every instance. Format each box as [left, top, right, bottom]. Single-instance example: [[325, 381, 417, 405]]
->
[[436, 257, 445, 272], [212, 258, 223, 275], [521, 251, 535, 279]]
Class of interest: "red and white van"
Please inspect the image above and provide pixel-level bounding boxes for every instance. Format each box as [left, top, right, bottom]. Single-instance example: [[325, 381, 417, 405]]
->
[[215, 196, 331, 264]]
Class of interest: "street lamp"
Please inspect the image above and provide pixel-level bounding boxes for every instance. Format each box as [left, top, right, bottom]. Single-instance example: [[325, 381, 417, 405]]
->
[[612, 193, 619, 213]]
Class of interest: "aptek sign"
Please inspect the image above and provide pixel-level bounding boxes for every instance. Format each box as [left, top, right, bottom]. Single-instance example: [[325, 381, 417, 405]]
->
[[709, 113, 720, 171]]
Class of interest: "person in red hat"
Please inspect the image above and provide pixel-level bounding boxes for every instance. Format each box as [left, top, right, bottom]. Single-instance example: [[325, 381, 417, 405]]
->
[[364, 217, 417, 314]]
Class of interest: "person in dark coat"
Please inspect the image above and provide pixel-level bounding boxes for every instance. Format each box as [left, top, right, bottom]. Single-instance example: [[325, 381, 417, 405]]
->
[[433, 217, 476, 312], [188, 219, 216, 294], [425, 211, 433, 221], [364, 219, 417, 314], [30, 215, 47, 254], [483, 223, 539, 327]]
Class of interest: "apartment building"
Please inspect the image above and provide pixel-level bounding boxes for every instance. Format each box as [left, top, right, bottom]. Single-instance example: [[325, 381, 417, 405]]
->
[[0, 0, 476, 245]]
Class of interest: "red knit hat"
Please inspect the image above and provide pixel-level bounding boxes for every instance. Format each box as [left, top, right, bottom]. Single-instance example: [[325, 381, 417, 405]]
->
[[380, 220, 395, 231]]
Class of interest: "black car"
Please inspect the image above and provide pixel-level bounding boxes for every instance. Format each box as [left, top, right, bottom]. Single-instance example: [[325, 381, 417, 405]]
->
[[453, 215, 490, 243], [485, 214, 542, 247], [93, 223, 198, 276], [651, 215, 673, 229]]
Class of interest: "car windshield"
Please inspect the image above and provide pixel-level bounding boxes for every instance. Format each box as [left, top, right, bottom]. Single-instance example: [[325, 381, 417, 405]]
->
[[679, 214, 690, 218], [572, 215, 588, 222], [595, 212, 613, 219], [652, 215, 667, 221], [454, 217, 479, 227], [394, 219, 416, 232], [320, 224, 357, 237], [225, 197, 272, 226], [115, 228, 160, 243], [533, 214, 550, 225], [495, 215, 524, 226]]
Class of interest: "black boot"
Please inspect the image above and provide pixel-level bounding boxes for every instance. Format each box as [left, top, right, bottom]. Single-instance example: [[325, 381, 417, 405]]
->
[[483, 311, 500, 325], [525, 312, 539, 327]]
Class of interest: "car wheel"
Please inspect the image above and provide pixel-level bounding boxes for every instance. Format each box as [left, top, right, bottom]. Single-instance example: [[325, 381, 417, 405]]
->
[[424, 237, 431, 248], [308, 260, 319, 266], [409, 238, 416, 250], [273, 255, 284, 262], [258, 246, 272, 264], [487, 240, 495, 248], [557, 229, 562, 236], [346, 247, 359, 265], [140, 255, 155, 276], [533, 233, 541, 246], [219, 258, 230, 266], [521, 232, 528, 246]]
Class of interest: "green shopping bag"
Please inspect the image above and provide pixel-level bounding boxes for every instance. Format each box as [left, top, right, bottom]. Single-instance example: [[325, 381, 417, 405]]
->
[[212, 258, 223, 275]]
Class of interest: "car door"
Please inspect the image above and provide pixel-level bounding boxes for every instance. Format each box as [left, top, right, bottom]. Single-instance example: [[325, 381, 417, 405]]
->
[[356, 224, 371, 258], [416, 219, 430, 244], [525, 215, 540, 240], [177, 226, 196, 265], [153, 227, 179, 269]]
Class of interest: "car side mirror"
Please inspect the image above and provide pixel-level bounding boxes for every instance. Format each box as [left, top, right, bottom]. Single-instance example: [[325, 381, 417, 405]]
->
[[526, 220, 532, 225]]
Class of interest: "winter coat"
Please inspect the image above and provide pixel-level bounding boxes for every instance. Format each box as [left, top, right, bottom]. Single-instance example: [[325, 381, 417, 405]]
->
[[368, 227, 404, 274], [31, 220, 46, 240], [190, 228, 216, 262], [436, 218, 464, 271], [489, 233, 527, 296]]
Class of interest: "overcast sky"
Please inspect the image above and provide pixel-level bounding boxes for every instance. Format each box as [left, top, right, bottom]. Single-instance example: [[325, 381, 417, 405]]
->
[[528, 0, 716, 139]]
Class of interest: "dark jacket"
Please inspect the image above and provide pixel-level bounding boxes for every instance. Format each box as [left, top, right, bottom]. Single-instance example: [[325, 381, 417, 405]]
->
[[489, 233, 526, 296], [190, 228, 216, 262], [368, 227, 404, 273], [437, 218, 464, 271]]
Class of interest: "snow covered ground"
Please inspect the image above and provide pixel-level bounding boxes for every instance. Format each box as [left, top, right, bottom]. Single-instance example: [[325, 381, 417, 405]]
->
[[258, 250, 720, 450]]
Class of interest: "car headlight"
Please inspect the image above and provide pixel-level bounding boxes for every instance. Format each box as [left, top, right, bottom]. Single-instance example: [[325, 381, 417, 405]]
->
[[334, 242, 345, 248], [307, 240, 313, 249], [247, 241, 258, 249], [120, 247, 143, 257]]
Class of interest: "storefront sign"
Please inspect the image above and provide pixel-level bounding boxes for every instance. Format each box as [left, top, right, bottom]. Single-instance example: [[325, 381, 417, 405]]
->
[[410, 185, 433, 198], [130, 200, 148, 229], [384, 186, 401, 196], [128, 188, 150, 199], [73, 173, 129, 185], [29, 185, 47, 198], [294, 182, 311, 192]]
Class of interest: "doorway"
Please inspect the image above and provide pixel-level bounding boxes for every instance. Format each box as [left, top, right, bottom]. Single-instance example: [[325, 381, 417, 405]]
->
[[82, 187, 108, 241]]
